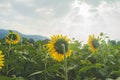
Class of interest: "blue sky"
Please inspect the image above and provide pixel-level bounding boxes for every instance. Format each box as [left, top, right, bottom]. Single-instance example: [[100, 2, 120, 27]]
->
[[0, 0, 120, 42]]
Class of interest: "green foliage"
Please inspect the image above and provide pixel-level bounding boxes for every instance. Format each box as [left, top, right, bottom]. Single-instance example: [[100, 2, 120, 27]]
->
[[0, 76, 24, 80], [0, 33, 120, 80], [0, 76, 15, 80]]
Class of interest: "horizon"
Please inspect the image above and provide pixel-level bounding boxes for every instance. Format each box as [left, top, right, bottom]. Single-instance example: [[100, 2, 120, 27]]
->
[[0, 0, 120, 42], [0, 29, 46, 36]]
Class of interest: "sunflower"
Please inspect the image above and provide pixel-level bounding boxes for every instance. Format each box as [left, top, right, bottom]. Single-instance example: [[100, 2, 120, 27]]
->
[[88, 35, 99, 53], [47, 35, 72, 62], [0, 50, 4, 70], [5, 31, 20, 44]]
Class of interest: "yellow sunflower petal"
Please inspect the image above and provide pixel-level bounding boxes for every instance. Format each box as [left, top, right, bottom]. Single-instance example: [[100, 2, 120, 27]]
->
[[0, 51, 4, 70], [47, 35, 72, 61], [88, 34, 99, 53], [5, 32, 20, 44]]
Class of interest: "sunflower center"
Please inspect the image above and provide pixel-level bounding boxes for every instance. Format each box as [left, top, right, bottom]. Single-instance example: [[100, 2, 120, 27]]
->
[[8, 34, 17, 40], [92, 39, 99, 48], [54, 39, 68, 54]]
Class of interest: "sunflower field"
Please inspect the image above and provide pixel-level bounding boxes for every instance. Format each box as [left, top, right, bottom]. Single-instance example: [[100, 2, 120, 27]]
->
[[0, 31, 120, 80]]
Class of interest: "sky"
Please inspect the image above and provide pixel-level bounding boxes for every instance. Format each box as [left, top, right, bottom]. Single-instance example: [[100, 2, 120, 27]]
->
[[0, 0, 120, 42]]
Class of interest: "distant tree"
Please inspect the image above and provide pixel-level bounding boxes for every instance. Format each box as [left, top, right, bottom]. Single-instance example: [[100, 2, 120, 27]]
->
[[41, 39, 50, 45], [108, 40, 117, 46], [117, 40, 120, 45], [28, 38, 35, 44], [21, 37, 28, 44]]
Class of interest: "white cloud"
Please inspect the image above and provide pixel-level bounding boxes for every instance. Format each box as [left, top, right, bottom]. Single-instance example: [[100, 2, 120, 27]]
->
[[14, 0, 34, 7], [59, 0, 120, 42], [14, 14, 32, 21], [15, 0, 33, 3], [0, 19, 40, 35], [0, 0, 120, 42], [35, 8, 55, 18], [0, 2, 13, 15], [0, 2, 12, 8]]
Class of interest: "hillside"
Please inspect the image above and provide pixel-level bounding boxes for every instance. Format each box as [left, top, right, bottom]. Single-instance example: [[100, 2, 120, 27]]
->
[[0, 29, 48, 41]]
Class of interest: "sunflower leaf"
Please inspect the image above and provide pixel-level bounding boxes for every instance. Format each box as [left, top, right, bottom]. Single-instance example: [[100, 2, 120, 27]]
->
[[0, 76, 15, 80], [0, 76, 25, 80], [110, 70, 120, 75], [44, 63, 61, 72], [67, 65, 77, 71], [79, 63, 103, 73], [28, 71, 43, 77]]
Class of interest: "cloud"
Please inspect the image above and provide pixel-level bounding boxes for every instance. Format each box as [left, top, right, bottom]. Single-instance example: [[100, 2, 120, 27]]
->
[[0, 19, 40, 35], [15, 0, 33, 4], [33, 0, 73, 17], [35, 8, 55, 18], [12, 0, 34, 7], [0, 1, 12, 8], [47, 0, 120, 41], [0, 0, 120, 42], [0, 1, 13, 15]]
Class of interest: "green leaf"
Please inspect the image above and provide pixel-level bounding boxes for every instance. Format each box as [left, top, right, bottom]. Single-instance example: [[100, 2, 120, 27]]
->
[[67, 65, 77, 71], [14, 77, 25, 80], [28, 71, 43, 77], [44, 63, 61, 72], [79, 63, 103, 73], [105, 78, 114, 80], [75, 75, 81, 80], [28, 64, 61, 77], [116, 77, 120, 80], [110, 70, 120, 75], [0, 76, 15, 80], [69, 41, 81, 51], [0, 76, 25, 80]]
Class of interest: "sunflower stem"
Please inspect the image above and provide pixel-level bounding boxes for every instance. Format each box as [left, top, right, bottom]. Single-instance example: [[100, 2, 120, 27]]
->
[[62, 44, 68, 80], [44, 53, 49, 80], [6, 43, 11, 75], [6, 32, 13, 75]]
